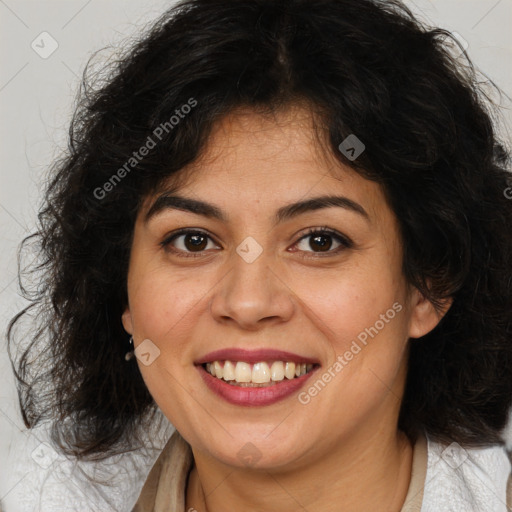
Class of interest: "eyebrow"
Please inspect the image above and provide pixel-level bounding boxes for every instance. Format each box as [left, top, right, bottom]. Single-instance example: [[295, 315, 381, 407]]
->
[[144, 193, 370, 225]]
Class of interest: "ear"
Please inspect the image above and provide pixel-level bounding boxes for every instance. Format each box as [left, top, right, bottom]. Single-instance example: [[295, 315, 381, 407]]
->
[[408, 288, 453, 339], [122, 306, 134, 335]]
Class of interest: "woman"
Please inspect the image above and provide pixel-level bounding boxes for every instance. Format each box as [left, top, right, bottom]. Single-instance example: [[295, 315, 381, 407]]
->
[[8, 0, 512, 510]]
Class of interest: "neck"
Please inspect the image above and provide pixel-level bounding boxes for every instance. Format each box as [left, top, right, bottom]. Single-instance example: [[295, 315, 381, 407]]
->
[[186, 424, 414, 512]]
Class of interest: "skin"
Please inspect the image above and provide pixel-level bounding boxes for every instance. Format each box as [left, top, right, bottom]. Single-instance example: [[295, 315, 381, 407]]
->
[[122, 104, 451, 512]]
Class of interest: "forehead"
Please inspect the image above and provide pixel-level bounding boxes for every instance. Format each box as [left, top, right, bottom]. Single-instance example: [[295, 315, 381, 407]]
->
[[190, 104, 339, 180], [146, 105, 389, 224]]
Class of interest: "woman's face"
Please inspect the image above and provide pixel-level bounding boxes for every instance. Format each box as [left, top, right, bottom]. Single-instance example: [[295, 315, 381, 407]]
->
[[123, 105, 444, 470]]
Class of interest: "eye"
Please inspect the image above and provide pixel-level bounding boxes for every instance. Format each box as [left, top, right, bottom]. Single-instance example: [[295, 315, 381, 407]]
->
[[161, 226, 353, 259], [161, 229, 220, 258], [292, 227, 353, 257]]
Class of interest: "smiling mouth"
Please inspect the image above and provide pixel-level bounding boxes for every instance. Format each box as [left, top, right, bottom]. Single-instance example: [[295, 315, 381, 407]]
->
[[203, 360, 317, 387]]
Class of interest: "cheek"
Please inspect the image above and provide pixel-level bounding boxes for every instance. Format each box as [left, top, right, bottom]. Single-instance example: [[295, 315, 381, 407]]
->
[[294, 269, 409, 409], [293, 260, 404, 351], [127, 264, 210, 354], [127, 269, 210, 414]]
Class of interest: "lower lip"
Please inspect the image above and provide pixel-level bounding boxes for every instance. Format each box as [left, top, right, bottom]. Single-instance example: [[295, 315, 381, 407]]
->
[[196, 364, 318, 406]]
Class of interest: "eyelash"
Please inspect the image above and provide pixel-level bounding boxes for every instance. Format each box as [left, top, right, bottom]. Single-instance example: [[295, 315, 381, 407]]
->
[[160, 226, 353, 259]]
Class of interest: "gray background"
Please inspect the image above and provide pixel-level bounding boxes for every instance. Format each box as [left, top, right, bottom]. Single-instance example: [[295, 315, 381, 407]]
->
[[1, 0, 511, 506]]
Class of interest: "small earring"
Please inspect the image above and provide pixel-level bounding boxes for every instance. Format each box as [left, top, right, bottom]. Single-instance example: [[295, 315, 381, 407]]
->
[[125, 336, 135, 361]]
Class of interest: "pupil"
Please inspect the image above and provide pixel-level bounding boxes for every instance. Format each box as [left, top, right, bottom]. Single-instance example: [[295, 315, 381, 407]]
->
[[186, 234, 207, 251], [311, 235, 331, 252]]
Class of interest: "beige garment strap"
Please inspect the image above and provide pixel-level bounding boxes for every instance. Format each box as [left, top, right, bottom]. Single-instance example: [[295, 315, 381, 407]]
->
[[508, 474, 511, 509], [506, 450, 512, 509], [132, 430, 193, 512], [400, 432, 428, 512]]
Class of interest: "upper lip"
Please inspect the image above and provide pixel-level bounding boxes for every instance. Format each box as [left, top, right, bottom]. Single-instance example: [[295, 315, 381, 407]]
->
[[194, 348, 320, 365]]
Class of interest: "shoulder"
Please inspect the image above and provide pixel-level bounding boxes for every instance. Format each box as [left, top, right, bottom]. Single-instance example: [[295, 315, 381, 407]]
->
[[422, 434, 512, 512]]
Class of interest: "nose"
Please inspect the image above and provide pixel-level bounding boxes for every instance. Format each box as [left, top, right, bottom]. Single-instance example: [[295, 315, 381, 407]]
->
[[209, 245, 295, 330]]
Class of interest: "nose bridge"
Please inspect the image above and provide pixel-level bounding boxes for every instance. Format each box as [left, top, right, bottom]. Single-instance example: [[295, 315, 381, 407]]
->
[[209, 236, 294, 327], [232, 239, 273, 293]]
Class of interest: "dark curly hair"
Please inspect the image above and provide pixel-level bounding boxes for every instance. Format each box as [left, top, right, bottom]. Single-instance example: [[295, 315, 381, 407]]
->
[[7, 0, 512, 460]]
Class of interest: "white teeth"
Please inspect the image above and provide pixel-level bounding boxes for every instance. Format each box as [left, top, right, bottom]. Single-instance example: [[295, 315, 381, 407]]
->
[[223, 360, 235, 381], [205, 360, 314, 385], [214, 361, 223, 379], [285, 362, 296, 379], [234, 361, 252, 382], [270, 361, 285, 381], [252, 362, 271, 383]]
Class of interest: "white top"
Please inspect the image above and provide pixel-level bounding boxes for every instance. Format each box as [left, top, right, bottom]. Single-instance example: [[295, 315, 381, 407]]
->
[[4, 416, 511, 511]]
